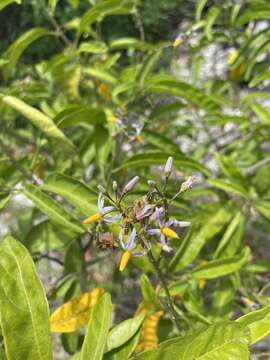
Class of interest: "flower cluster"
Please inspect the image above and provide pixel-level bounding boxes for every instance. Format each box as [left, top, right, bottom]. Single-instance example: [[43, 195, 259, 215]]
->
[[82, 156, 195, 272]]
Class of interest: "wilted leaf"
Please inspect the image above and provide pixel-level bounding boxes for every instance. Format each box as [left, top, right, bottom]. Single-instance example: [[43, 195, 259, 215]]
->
[[50, 288, 105, 332], [0, 236, 52, 360]]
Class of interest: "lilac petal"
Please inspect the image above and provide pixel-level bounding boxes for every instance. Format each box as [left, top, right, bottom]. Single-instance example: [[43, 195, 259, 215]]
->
[[102, 206, 114, 215], [159, 233, 167, 246], [155, 207, 163, 226], [118, 230, 125, 249], [103, 214, 121, 224], [162, 244, 173, 253], [136, 205, 153, 221], [132, 251, 145, 257], [146, 229, 161, 236], [165, 220, 174, 227], [98, 192, 104, 212], [126, 227, 137, 250]]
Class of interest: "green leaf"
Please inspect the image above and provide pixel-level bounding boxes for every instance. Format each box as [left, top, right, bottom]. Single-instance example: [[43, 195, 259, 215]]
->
[[249, 71, 270, 88], [115, 152, 209, 176], [255, 200, 270, 220], [2, 28, 50, 78], [83, 67, 117, 84], [251, 102, 270, 125], [1, 96, 73, 148], [141, 130, 180, 155], [106, 314, 145, 352], [214, 211, 245, 258], [48, 0, 58, 13], [170, 207, 231, 271], [140, 274, 161, 309], [195, 0, 208, 22], [0, 193, 11, 211], [78, 0, 136, 37], [0, 0, 20, 10], [43, 173, 97, 214], [0, 236, 52, 360], [137, 50, 161, 89], [77, 41, 108, 54], [94, 124, 112, 179], [244, 260, 270, 273], [146, 77, 220, 112], [55, 106, 106, 129], [205, 6, 219, 40], [191, 247, 251, 279], [80, 293, 112, 360], [215, 152, 247, 184], [131, 321, 250, 359], [104, 330, 141, 360], [110, 38, 154, 51], [24, 184, 85, 235], [210, 277, 236, 320], [237, 304, 270, 344], [208, 179, 249, 198]]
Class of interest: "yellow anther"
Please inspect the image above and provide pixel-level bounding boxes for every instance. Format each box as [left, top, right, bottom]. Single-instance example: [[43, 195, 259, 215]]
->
[[83, 212, 102, 224], [173, 37, 182, 48], [199, 278, 206, 290], [107, 115, 118, 124], [119, 250, 131, 272], [135, 133, 144, 144], [161, 227, 178, 238]]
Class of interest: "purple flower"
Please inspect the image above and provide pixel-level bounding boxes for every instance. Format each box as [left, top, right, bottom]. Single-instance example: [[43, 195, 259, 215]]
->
[[164, 156, 173, 177], [146, 207, 191, 252], [119, 228, 145, 272], [135, 204, 154, 221], [123, 176, 140, 193]]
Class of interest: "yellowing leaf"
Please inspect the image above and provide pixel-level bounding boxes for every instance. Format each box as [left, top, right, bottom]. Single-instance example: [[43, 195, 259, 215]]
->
[[50, 288, 105, 332], [135, 302, 163, 353]]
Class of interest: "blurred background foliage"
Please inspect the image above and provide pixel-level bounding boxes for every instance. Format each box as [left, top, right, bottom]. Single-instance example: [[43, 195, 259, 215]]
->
[[0, 0, 270, 359]]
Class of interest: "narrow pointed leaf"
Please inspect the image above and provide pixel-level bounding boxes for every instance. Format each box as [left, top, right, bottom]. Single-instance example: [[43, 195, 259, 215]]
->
[[80, 293, 112, 360]]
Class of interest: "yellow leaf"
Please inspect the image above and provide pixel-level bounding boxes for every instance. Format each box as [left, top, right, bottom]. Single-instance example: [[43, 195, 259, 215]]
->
[[50, 288, 105, 333], [135, 302, 163, 353]]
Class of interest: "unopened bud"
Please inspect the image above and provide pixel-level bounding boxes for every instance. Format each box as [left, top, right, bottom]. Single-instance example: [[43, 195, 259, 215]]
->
[[97, 185, 106, 193], [164, 156, 173, 177], [180, 176, 196, 193], [123, 176, 140, 193], [112, 181, 118, 191], [147, 180, 156, 190]]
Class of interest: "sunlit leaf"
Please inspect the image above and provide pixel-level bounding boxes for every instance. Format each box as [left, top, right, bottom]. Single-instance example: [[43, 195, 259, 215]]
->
[[50, 288, 105, 332], [0, 236, 52, 360]]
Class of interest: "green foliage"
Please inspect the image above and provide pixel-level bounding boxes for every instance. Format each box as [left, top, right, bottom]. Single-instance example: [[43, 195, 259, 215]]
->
[[0, 0, 270, 358]]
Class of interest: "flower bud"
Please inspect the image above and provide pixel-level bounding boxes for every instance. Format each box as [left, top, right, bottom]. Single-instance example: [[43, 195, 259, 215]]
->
[[164, 156, 173, 177], [97, 185, 106, 193], [112, 181, 118, 191], [180, 176, 196, 193], [123, 176, 140, 193], [147, 180, 156, 190]]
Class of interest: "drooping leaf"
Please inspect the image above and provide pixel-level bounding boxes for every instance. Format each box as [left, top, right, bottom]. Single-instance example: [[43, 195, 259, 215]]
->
[[80, 293, 113, 360], [115, 152, 209, 176], [237, 304, 270, 344], [131, 321, 250, 360], [50, 288, 105, 332], [106, 314, 145, 352], [0, 236, 52, 360], [43, 173, 97, 214], [1, 96, 73, 147], [191, 247, 251, 279], [2, 28, 50, 78], [24, 184, 85, 235]]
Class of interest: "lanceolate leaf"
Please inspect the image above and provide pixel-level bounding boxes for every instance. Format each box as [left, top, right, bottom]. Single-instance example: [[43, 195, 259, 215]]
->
[[43, 173, 97, 214], [104, 331, 141, 360], [106, 314, 145, 352], [131, 321, 250, 360], [1, 96, 73, 148], [236, 304, 270, 344], [191, 247, 251, 279], [24, 184, 85, 234], [80, 293, 113, 360], [50, 288, 105, 332], [208, 178, 249, 198], [114, 152, 209, 176], [3, 28, 50, 78], [0, 0, 20, 11], [0, 236, 52, 360], [55, 106, 106, 129]]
